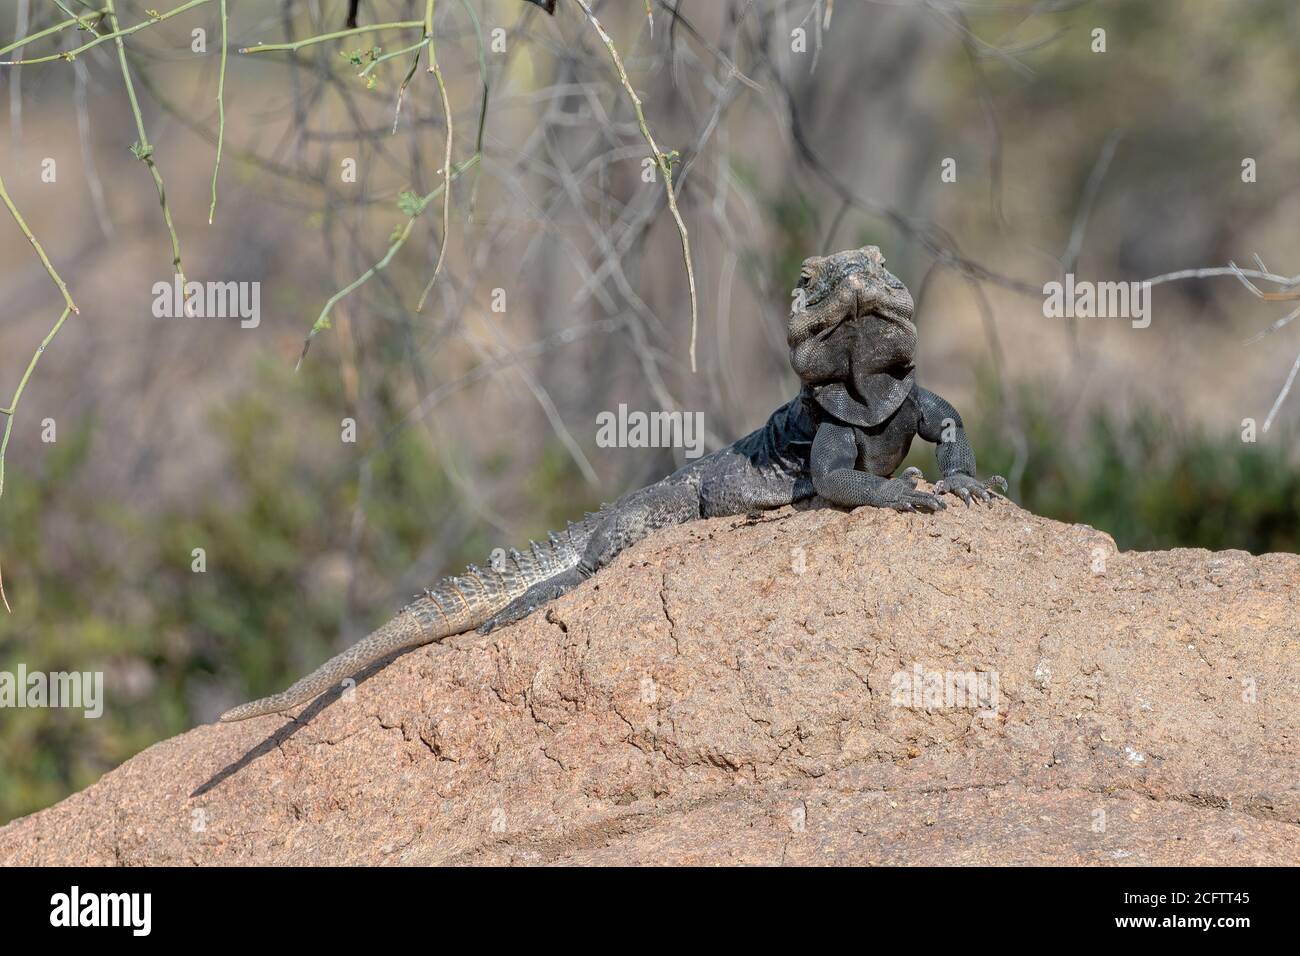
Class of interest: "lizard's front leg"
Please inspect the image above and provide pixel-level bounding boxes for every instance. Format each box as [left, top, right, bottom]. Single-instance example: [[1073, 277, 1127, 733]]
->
[[811, 422, 946, 512], [915, 387, 1007, 505], [478, 482, 701, 634]]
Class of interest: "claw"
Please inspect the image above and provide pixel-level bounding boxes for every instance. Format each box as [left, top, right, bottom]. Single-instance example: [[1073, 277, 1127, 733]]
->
[[481, 608, 521, 634], [478, 605, 524, 635], [937, 473, 1005, 506], [899, 466, 923, 485], [910, 491, 944, 512]]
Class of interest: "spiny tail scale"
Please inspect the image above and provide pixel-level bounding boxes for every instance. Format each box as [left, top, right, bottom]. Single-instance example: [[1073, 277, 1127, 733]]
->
[[218, 517, 599, 722]]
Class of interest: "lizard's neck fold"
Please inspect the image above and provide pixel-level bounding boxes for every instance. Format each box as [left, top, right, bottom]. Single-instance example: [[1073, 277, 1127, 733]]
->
[[813, 367, 915, 427]]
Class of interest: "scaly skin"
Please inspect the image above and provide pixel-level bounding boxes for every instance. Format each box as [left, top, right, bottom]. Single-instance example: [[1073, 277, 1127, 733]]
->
[[218, 517, 600, 721], [219, 246, 1005, 722]]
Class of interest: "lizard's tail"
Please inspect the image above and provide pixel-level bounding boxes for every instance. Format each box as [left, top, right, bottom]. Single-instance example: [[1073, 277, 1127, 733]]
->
[[217, 609, 438, 722], [218, 523, 595, 722]]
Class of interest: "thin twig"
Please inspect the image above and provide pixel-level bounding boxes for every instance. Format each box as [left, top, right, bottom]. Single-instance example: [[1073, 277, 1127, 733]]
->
[[413, 0, 454, 311], [455, 0, 490, 214], [359, 37, 428, 77], [1, 305, 76, 499], [1, 110, 83, 614], [1143, 265, 1300, 290], [208, 0, 228, 223], [1062, 130, 1121, 270], [104, 0, 185, 282], [653, 0, 763, 92], [574, 0, 699, 371], [240, 20, 425, 54], [1226, 258, 1300, 301], [390, 42, 425, 134], [1244, 304, 1300, 346], [1263, 350, 1300, 433], [1, 0, 211, 65], [49, 0, 102, 35], [0, 170, 79, 314], [0, 8, 107, 59], [1146, 260, 1300, 425], [0, 301, 76, 612], [298, 154, 480, 369]]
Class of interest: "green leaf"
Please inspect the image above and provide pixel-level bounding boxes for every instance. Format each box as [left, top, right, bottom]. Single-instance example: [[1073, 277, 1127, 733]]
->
[[397, 190, 426, 217]]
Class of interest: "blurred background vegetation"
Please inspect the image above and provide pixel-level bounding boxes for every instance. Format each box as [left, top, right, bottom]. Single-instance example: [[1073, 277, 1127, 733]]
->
[[1, 0, 1298, 822]]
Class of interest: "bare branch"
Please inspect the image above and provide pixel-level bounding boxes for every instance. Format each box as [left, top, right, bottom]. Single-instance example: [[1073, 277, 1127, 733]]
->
[[573, 0, 701, 371]]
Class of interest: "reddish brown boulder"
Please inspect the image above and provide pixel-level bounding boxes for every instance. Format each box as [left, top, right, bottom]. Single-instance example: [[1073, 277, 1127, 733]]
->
[[2, 498, 1296, 865]]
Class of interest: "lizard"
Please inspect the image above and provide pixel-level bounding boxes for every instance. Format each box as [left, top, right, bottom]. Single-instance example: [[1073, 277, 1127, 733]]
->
[[219, 246, 1006, 722]]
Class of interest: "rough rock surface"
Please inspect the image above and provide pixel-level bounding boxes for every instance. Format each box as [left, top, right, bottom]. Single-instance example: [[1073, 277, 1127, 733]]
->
[[2, 499, 1297, 865]]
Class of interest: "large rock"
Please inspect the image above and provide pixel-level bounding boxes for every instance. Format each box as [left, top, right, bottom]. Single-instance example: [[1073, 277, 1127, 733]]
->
[[2, 499, 1297, 865]]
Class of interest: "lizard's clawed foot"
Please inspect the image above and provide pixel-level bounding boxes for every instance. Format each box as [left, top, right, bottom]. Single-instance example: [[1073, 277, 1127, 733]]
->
[[879, 472, 946, 513], [477, 575, 576, 634], [934, 473, 1007, 506]]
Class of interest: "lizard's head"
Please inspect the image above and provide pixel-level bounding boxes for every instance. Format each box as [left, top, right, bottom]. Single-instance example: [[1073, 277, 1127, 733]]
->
[[786, 246, 919, 426]]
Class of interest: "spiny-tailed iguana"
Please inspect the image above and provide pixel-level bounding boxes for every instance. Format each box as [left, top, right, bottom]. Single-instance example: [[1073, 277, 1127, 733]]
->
[[219, 246, 1006, 722]]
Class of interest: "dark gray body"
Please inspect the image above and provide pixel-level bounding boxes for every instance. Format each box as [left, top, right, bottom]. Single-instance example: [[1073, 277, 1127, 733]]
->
[[475, 376, 992, 636], [635, 379, 973, 517], [678, 388, 817, 516]]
